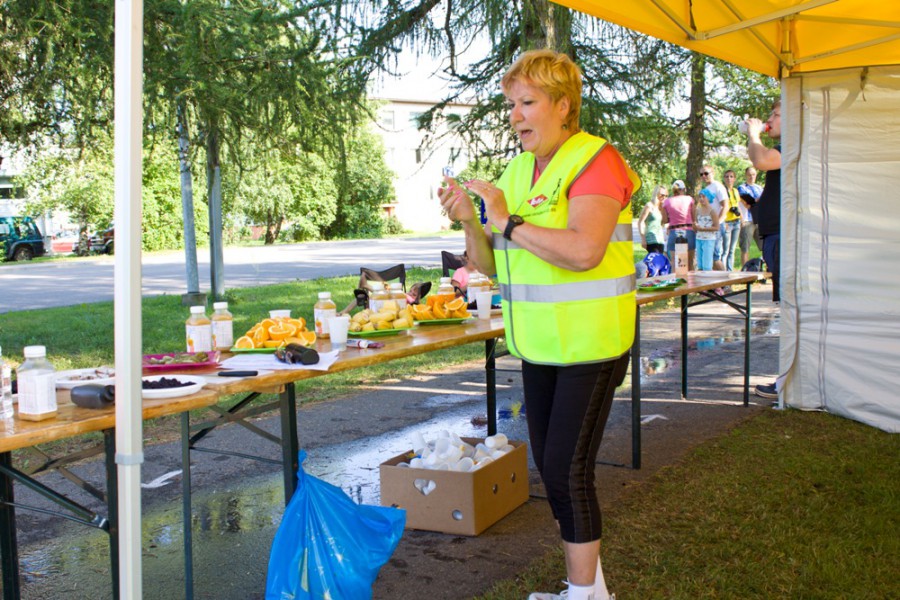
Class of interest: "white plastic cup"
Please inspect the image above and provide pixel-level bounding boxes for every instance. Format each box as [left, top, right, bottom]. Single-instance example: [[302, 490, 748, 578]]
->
[[476, 290, 493, 320], [327, 315, 350, 348], [269, 309, 291, 319]]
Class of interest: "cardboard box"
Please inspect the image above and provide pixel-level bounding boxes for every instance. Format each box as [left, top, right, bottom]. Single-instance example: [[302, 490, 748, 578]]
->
[[379, 437, 529, 536]]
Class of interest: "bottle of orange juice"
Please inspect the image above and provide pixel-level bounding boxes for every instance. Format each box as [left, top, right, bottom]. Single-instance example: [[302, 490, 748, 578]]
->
[[211, 302, 234, 351], [186, 305, 213, 352], [314, 292, 336, 339], [436, 277, 455, 302]]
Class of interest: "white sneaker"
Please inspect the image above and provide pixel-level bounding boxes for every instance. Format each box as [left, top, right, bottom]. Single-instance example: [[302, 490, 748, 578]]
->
[[528, 591, 569, 600], [528, 588, 600, 600], [528, 581, 609, 600]]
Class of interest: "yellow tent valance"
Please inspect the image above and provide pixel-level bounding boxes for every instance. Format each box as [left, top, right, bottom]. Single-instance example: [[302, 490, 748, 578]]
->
[[553, 0, 900, 77]]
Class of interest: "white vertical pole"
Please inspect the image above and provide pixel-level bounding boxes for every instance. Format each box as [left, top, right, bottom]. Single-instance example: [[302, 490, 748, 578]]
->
[[114, 0, 144, 598]]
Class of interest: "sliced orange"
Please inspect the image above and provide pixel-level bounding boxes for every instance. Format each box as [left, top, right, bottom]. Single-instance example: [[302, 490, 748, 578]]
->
[[234, 335, 255, 349], [252, 326, 270, 345], [260, 318, 277, 330], [263, 340, 285, 348], [268, 324, 296, 340], [446, 297, 466, 311], [433, 303, 448, 319], [289, 317, 307, 331], [296, 331, 317, 346]]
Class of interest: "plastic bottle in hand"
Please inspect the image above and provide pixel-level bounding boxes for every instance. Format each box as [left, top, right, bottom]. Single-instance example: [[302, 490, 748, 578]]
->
[[739, 115, 770, 135]]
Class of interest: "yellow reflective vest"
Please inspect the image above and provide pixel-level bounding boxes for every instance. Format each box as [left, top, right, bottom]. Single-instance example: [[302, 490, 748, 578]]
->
[[492, 132, 640, 365]]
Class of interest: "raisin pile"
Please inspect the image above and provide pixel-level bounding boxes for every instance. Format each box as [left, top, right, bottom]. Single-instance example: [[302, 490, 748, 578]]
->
[[142, 377, 191, 389]]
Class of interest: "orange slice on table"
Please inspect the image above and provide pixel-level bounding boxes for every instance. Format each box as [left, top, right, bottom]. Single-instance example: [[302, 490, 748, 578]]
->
[[260, 318, 277, 330], [289, 317, 307, 331], [252, 326, 270, 345], [432, 303, 448, 319], [445, 297, 466, 312], [296, 331, 317, 346], [234, 336, 255, 349], [263, 340, 285, 348], [267, 324, 296, 340]]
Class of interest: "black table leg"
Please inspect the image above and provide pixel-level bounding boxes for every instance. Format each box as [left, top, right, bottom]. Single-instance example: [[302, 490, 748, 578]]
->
[[681, 293, 689, 399], [744, 284, 752, 406], [103, 430, 119, 600], [280, 383, 299, 503], [181, 412, 194, 600], [0, 452, 19, 600], [631, 307, 642, 470], [485, 339, 497, 436]]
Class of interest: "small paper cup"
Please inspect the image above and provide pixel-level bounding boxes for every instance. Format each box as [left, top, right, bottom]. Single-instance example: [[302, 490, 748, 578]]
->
[[475, 291, 493, 320]]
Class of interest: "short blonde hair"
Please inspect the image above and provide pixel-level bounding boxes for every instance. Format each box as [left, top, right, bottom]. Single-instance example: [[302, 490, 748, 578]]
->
[[501, 50, 583, 133]]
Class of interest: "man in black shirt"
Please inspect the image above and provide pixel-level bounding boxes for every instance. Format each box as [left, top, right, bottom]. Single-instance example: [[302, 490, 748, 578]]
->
[[745, 99, 782, 399]]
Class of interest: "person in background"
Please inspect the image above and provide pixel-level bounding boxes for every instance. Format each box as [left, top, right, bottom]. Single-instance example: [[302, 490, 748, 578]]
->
[[698, 164, 728, 268], [720, 169, 742, 270], [693, 188, 720, 271], [660, 180, 695, 270], [745, 99, 782, 399], [450, 251, 474, 297], [737, 166, 763, 266], [438, 49, 639, 600], [638, 185, 667, 255]]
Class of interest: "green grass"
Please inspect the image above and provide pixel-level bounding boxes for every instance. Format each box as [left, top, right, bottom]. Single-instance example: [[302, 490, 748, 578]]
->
[[477, 409, 900, 599]]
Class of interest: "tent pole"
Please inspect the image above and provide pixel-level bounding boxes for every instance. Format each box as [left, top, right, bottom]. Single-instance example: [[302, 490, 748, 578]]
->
[[113, 0, 144, 599]]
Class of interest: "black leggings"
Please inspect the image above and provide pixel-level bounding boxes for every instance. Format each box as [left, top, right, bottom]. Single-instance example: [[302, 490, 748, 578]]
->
[[522, 353, 630, 544]]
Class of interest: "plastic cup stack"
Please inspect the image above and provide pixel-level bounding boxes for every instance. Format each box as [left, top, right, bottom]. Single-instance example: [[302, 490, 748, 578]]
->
[[404, 430, 512, 472]]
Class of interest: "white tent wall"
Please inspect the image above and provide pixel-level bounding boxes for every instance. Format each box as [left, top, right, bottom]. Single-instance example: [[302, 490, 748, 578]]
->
[[781, 66, 900, 434]]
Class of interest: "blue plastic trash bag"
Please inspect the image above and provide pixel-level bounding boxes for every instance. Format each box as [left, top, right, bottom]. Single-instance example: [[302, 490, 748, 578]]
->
[[265, 451, 406, 600], [643, 252, 671, 277]]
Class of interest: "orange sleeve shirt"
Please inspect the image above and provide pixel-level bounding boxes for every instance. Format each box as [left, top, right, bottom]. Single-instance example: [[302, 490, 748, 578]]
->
[[568, 145, 634, 209]]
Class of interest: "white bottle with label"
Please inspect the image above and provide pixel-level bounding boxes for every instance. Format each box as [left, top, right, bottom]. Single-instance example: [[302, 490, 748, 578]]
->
[[0, 345, 14, 419], [314, 292, 337, 338], [17, 345, 57, 421], [674, 233, 689, 277], [185, 305, 213, 352], [211, 302, 234, 351]]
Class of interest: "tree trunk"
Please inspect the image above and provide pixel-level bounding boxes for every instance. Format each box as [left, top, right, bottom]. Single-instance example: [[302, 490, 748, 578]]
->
[[686, 51, 707, 196], [206, 127, 225, 300], [522, 0, 573, 54], [177, 102, 201, 294]]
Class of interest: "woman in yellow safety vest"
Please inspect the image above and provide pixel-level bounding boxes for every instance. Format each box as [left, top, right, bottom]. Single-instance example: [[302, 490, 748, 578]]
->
[[438, 49, 641, 600]]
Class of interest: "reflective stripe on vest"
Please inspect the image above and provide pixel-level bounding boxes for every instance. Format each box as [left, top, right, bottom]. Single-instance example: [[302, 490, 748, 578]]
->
[[492, 132, 641, 365]]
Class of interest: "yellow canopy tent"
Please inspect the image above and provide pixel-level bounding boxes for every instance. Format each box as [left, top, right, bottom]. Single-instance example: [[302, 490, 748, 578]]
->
[[553, 0, 900, 77], [552, 0, 900, 433]]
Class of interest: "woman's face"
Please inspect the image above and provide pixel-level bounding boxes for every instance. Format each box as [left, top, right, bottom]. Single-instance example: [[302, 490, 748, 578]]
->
[[657, 189, 668, 203], [505, 79, 570, 160]]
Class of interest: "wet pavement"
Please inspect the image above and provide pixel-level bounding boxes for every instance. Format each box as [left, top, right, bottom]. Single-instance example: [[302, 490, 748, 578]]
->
[[3, 282, 782, 599]]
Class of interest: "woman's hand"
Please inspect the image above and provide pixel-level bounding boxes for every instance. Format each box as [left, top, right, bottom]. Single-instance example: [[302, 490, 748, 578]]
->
[[463, 179, 509, 229], [437, 177, 477, 223]]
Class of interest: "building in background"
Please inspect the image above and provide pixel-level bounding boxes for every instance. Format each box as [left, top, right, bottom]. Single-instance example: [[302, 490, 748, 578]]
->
[[370, 96, 476, 233]]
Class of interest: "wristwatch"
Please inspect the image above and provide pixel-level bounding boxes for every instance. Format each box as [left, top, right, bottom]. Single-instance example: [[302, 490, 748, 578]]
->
[[503, 215, 525, 240]]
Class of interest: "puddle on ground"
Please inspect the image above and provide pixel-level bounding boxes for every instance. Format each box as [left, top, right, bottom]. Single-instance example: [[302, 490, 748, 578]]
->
[[691, 318, 779, 352], [7, 398, 529, 599]]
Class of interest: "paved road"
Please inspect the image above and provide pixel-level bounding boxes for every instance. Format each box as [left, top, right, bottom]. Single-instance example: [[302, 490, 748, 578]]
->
[[0, 235, 466, 313]]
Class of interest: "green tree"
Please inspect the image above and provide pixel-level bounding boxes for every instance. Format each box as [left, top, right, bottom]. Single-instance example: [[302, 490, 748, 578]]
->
[[350, 0, 683, 171], [327, 127, 397, 239], [228, 150, 338, 244]]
